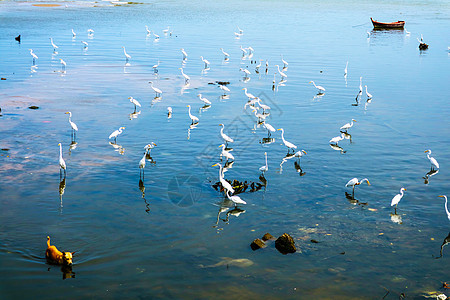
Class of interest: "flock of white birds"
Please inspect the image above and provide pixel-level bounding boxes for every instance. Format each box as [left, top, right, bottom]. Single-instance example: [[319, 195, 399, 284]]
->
[[26, 25, 446, 223]]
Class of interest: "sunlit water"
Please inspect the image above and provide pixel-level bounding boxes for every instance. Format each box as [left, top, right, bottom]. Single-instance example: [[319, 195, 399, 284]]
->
[[0, 0, 449, 298]]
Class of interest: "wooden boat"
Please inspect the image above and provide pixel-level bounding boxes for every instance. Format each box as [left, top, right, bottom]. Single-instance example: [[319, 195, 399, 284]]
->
[[371, 18, 405, 29]]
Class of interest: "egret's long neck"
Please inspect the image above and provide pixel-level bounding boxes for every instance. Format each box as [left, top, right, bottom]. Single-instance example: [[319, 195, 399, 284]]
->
[[118, 128, 122, 134], [427, 152, 431, 160], [59, 144, 63, 158], [220, 126, 224, 135], [218, 164, 223, 180], [445, 197, 449, 217], [188, 106, 192, 117], [350, 121, 353, 127], [265, 154, 268, 167], [400, 190, 404, 197], [280, 130, 286, 143]]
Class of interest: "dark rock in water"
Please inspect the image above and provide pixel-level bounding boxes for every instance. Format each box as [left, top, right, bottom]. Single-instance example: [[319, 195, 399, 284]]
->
[[275, 233, 296, 254], [250, 238, 266, 251], [28, 106, 39, 109], [419, 42, 429, 50], [311, 239, 320, 244], [1, 148, 9, 151], [208, 82, 215, 85], [216, 81, 230, 85], [262, 233, 275, 241], [1, 78, 6, 80], [15, 35, 21, 43]]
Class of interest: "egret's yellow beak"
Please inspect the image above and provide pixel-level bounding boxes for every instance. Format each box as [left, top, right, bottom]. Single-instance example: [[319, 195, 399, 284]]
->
[[65, 112, 69, 114], [303, 150, 307, 154], [277, 129, 281, 131], [219, 124, 223, 126], [219, 145, 223, 148], [367, 181, 371, 186], [211, 163, 218, 167], [438, 195, 444, 198]]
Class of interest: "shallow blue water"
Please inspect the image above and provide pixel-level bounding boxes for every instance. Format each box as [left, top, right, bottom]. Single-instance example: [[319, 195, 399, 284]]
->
[[0, 0, 449, 298]]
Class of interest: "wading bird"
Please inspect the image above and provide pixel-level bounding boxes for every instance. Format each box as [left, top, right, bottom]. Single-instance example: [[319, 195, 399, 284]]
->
[[187, 105, 199, 124], [128, 97, 141, 111], [219, 124, 234, 145], [263, 122, 276, 137], [329, 133, 345, 145], [200, 56, 210, 68], [212, 163, 234, 194], [219, 85, 230, 95], [344, 61, 348, 76], [364, 85, 372, 99], [219, 144, 234, 161], [60, 58, 66, 71], [109, 126, 125, 142], [29, 49, 38, 63], [340, 119, 356, 132], [391, 187, 406, 211], [65, 112, 78, 139], [179, 68, 190, 83], [50, 38, 58, 51], [181, 48, 188, 60], [277, 128, 297, 153], [294, 150, 307, 161], [220, 48, 230, 59], [81, 40, 88, 47], [58, 143, 66, 178], [309, 80, 325, 93], [148, 81, 162, 96], [275, 65, 287, 79], [71, 29, 76, 37], [122, 46, 131, 61], [345, 178, 370, 197], [167, 107, 172, 118], [425, 150, 439, 170], [226, 191, 246, 206], [281, 55, 288, 68], [152, 60, 160, 72], [198, 94, 211, 105], [259, 152, 268, 174]]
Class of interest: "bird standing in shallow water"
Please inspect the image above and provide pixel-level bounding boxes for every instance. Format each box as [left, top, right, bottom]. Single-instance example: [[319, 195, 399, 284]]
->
[[345, 178, 370, 197], [58, 143, 66, 178], [65, 112, 78, 140], [219, 124, 234, 146], [425, 150, 439, 170], [122, 47, 131, 61], [277, 128, 297, 153], [128, 97, 141, 111], [391, 188, 406, 212], [309, 81, 325, 93], [259, 152, 268, 174], [340, 119, 356, 132], [109, 127, 125, 143], [148, 81, 162, 96], [187, 105, 199, 124]]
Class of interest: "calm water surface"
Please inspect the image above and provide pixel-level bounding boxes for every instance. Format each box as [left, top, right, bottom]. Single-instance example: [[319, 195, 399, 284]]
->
[[0, 0, 449, 298]]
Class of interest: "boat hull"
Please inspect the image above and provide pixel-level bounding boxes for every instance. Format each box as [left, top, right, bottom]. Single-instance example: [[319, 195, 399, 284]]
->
[[371, 18, 405, 29]]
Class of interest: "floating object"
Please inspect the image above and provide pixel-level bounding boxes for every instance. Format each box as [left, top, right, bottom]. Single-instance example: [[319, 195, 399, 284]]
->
[[15, 34, 21, 42], [370, 17, 405, 29]]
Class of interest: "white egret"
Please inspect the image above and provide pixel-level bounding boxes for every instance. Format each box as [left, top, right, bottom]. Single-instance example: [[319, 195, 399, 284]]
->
[[340, 119, 356, 132], [256, 98, 270, 112], [152, 60, 160, 72], [309, 81, 325, 93], [87, 29, 94, 34], [277, 128, 297, 152], [60, 58, 67, 70], [122, 46, 131, 61], [139, 152, 146, 178], [240, 68, 251, 78], [219, 85, 230, 95], [237, 26, 244, 34], [81, 40, 88, 47], [153, 32, 160, 39], [65, 112, 78, 138], [242, 88, 256, 100], [294, 150, 307, 160], [234, 32, 242, 38], [181, 48, 188, 60], [391, 188, 406, 209], [359, 77, 363, 94], [109, 126, 125, 142], [198, 94, 211, 105], [329, 133, 345, 145], [364, 85, 372, 99], [187, 105, 199, 124], [71, 29, 76, 37], [226, 191, 246, 206], [240, 45, 247, 55], [148, 81, 162, 96], [281, 55, 288, 67], [275, 65, 287, 78], [212, 163, 235, 194], [179, 68, 190, 83], [144, 142, 157, 156], [29, 49, 38, 63], [438, 195, 450, 221], [344, 61, 348, 76], [167, 107, 172, 118], [50, 38, 58, 51], [259, 152, 268, 174], [200, 56, 210, 68], [263, 122, 276, 136], [247, 46, 254, 54], [128, 97, 141, 111], [265, 59, 269, 68], [219, 124, 234, 145], [145, 25, 151, 35], [252, 109, 267, 121], [219, 144, 234, 161], [255, 59, 262, 71], [345, 178, 370, 195], [367, 31, 371, 38], [58, 143, 66, 178], [220, 48, 230, 58], [405, 29, 411, 36], [425, 150, 439, 170]]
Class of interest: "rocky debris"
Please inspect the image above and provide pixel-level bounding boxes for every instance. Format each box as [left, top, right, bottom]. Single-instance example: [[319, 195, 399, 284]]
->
[[250, 238, 266, 251], [28, 106, 39, 109], [262, 233, 275, 241], [212, 179, 264, 195], [216, 81, 230, 85], [275, 233, 296, 254], [1, 78, 6, 80], [310, 239, 320, 244]]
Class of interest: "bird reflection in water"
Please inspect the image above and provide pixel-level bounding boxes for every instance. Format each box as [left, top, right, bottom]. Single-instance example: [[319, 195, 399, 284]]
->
[[294, 161, 306, 177], [222, 207, 246, 224], [434, 232, 450, 259], [260, 137, 275, 145], [330, 143, 346, 154], [222, 161, 234, 175], [129, 110, 141, 120], [199, 104, 211, 114], [344, 192, 368, 206], [341, 131, 352, 143], [423, 169, 439, 184], [59, 177, 66, 211], [212, 202, 246, 228], [139, 179, 150, 214], [109, 142, 125, 155], [278, 153, 295, 174], [390, 212, 402, 224], [68, 141, 77, 156], [151, 96, 162, 106], [180, 82, 190, 95], [187, 123, 198, 140]]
